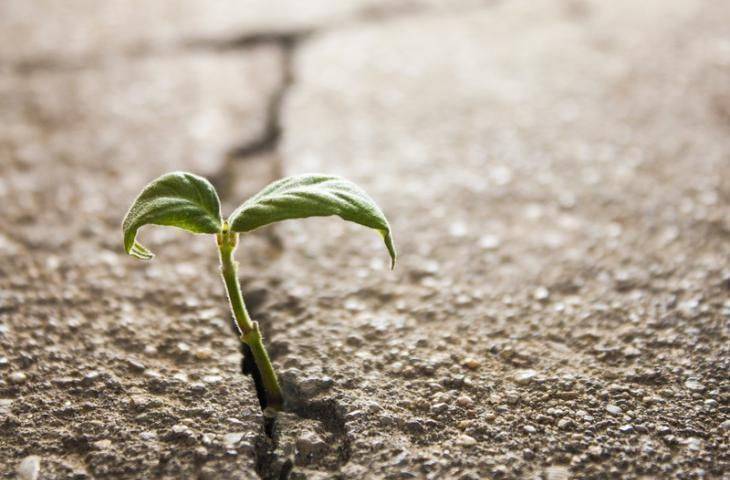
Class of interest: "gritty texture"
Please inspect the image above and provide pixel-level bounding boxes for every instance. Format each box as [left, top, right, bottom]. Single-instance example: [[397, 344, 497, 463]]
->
[[1, 0, 729, 479]]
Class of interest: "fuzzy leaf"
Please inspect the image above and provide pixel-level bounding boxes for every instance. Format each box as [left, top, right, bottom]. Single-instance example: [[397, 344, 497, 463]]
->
[[228, 174, 397, 268], [122, 171, 222, 260]]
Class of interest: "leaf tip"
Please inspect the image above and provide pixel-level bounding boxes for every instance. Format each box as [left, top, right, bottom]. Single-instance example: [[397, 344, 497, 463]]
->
[[127, 241, 155, 261], [382, 230, 397, 270]]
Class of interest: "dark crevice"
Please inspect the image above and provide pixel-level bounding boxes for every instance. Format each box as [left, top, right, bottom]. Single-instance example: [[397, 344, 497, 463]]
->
[[229, 289, 271, 413], [5, 1, 501, 75], [251, 375, 353, 480], [208, 33, 300, 203], [183, 30, 309, 53], [224, 35, 296, 160], [206, 4, 500, 203], [254, 432, 293, 480], [5, 44, 186, 75], [241, 343, 269, 412], [252, 413, 287, 480]]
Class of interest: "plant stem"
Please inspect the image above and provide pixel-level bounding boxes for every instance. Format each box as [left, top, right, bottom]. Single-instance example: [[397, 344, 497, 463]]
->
[[217, 225, 284, 414]]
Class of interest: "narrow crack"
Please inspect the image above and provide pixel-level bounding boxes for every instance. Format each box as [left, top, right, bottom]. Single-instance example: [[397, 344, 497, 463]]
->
[[215, 31, 351, 478], [229, 288, 272, 412], [208, 32, 302, 202], [253, 425, 292, 480], [5, 1, 500, 75], [183, 30, 309, 53], [251, 375, 352, 480]]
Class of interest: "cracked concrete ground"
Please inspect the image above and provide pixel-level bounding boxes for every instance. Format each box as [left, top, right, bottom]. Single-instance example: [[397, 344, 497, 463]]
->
[[1, 0, 729, 479]]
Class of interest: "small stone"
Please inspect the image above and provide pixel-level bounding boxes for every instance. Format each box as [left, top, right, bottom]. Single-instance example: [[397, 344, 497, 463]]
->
[[606, 404, 622, 416], [8, 371, 27, 384], [513, 369, 538, 385], [686, 437, 702, 451], [190, 382, 206, 394], [0, 398, 13, 415], [588, 445, 602, 457], [345, 335, 364, 347], [456, 434, 477, 447], [344, 298, 364, 312], [170, 424, 194, 439], [223, 432, 244, 447], [405, 419, 424, 433], [558, 418, 574, 430], [684, 379, 705, 392], [296, 430, 327, 457], [720, 420, 730, 431], [456, 395, 474, 408], [462, 358, 481, 370], [505, 391, 520, 404], [492, 465, 509, 476], [657, 425, 671, 435], [619, 424, 634, 433], [202, 375, 223, 384], [423, 261, 440, 274], [140, 431, 157, 441], [94, 439, 112, 449], [523, 425, 536, 434], [299, 376, 334, 397], [622, 346, 641, 357], [82, 371, 101, 385], [194, 446, 208, 459], [345, 410, 365, 421], [194, 348, 213, 360], [455, 294, 472, 306], [479, 234, 501, 250], [449, 222, 468, 238], [17, 455, 40, 480], [545, 465, 569, 480], [125, 358, 146, 372], [457, 420, 471, 430], [130, 395, 151, 408], [533, 287, 550, 301]]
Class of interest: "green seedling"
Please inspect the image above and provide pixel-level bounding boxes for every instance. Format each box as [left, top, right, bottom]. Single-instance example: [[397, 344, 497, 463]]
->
[[122, 172, 396, 415]]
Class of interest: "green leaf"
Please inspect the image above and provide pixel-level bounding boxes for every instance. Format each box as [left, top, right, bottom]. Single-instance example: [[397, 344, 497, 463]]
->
[[122, 171, 223, 260], [228, 174, 397, 268]]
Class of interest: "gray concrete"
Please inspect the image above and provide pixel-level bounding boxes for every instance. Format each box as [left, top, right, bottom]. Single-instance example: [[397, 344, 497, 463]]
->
[[1, 1, 728, 478]]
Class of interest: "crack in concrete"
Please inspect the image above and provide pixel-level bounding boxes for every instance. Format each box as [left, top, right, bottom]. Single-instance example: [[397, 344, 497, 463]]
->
[[251, 376, 352, 480], [4, 1, 500, 75], [207, 32, 303, 202], [206, 2, 502, 203], [6, 6, 501, 480], [253, 425, 293, 480]]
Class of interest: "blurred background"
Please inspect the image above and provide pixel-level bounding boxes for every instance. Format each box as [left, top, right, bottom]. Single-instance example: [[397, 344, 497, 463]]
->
[[1, 1, 728, 479]]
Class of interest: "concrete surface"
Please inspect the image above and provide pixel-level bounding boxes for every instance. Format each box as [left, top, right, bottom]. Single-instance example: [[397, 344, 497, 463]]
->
[[1, 1, 728, 479]]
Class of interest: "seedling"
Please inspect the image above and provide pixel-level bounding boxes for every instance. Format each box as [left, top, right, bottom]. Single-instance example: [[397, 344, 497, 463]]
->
[[122, 172, 396, 415]]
